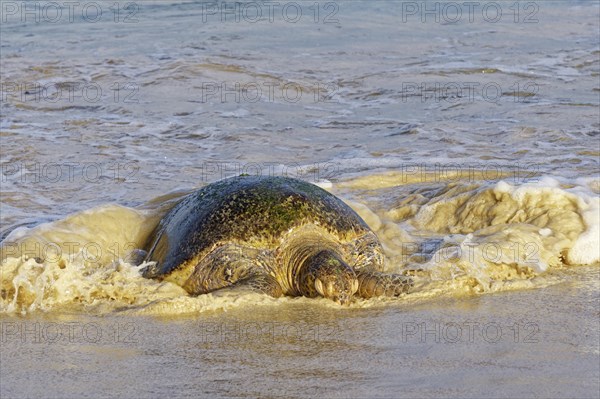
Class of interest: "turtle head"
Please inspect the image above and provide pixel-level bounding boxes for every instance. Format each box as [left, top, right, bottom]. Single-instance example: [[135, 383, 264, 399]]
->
[[299, 249, 358, 305]]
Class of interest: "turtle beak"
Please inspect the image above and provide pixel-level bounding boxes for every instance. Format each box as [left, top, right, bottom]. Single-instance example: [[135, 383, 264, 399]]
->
[[338, 279, 359, 306], [335, 294, 352, 306], [314, 278, 358, 306]]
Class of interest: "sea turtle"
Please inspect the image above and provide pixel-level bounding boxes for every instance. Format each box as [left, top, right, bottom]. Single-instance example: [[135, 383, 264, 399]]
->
[[142, 175, 412, 305]]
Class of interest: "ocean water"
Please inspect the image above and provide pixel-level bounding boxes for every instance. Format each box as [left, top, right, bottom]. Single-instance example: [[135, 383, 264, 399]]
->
[[1, 1, 599, 398]]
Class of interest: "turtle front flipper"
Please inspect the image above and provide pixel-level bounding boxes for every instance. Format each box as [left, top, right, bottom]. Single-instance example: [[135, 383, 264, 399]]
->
[[348, 232, 412, 298], [182, 244, 282, 298], [355, 270, 413, 298], [227, 271, 283, 298]]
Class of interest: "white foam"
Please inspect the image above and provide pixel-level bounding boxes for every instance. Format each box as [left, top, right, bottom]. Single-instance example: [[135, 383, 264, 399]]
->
[[313, 179, 333, 189], [539, 228, 552, 237], [566, 196, 600, 265], [490, 178, 600, 265]]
